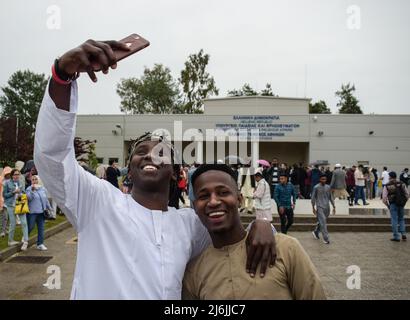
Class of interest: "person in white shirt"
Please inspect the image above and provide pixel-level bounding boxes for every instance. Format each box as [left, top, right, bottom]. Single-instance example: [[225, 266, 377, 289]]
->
[[238, 162, 255, 214], [33, 39, 276, 300], [381, 167, 390, 199], [354, 165, 369, 206], [253, 172, 273, 221]]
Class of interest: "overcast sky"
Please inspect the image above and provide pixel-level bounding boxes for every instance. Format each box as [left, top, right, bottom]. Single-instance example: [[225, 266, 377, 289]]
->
[[1, 0, 409, 115]]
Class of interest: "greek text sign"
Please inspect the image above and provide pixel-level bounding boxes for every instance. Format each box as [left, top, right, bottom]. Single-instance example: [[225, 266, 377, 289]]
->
[[215, 116, 301, 140]]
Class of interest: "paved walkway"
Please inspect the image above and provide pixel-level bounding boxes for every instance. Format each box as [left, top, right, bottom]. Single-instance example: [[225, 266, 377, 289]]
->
[[0, 227, 76, 300], [0, 226, 409, 300]]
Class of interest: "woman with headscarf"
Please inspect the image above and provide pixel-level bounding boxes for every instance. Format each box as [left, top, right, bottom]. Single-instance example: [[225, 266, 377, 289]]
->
[[26, 175, 52, 251]]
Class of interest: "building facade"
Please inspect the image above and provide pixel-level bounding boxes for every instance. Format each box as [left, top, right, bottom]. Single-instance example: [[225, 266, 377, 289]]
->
[[76, 96, 410, 172]]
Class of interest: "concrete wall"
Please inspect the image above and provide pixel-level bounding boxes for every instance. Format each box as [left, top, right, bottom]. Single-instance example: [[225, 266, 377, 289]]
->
[[76, 115, 125, 165], [309, 114, 410, 172]]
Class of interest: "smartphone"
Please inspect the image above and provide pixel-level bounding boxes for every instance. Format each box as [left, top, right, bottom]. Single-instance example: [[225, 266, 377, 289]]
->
[[115, 33, 150, 62], [92, 34, 150, 71]]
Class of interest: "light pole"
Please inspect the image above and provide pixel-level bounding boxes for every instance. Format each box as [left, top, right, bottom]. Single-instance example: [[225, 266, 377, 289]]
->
[[15, 115, 19, 160], [115, 123, 125, 166]]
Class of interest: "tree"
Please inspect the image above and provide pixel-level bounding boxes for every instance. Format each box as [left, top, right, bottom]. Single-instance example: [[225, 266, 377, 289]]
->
[[228, 83, 278, 97], [0, 70, 48, 135], [74, 137, 98, 169], [309, 100, 331, 114], [179, 49, 219, 114], [260, 83, 276, 96], [87, 143, 99, 171], [228, 83, 257, 96], [117, 64, 180, 114], [336, 83, 363, 114], [0, 117, 33, 166]]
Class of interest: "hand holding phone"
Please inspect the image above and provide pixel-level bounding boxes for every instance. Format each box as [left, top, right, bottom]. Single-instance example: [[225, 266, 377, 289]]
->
[[58, 34, 150, 83], [110, 34, 150, 65]]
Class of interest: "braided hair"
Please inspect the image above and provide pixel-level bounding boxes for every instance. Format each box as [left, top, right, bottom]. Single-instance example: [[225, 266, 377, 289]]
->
[[127, 132, 181, 205]]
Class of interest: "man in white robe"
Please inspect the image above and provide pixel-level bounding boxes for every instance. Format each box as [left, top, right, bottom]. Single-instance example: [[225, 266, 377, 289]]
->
[[34, 39, 276, 299]]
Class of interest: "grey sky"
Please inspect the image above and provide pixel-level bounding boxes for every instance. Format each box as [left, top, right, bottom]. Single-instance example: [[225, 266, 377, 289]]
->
[[1, 0, 409, 115]]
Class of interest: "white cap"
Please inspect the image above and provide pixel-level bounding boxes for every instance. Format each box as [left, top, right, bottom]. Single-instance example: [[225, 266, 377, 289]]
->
[[335, 163, 341, 168], [15, 161, 24, 171]]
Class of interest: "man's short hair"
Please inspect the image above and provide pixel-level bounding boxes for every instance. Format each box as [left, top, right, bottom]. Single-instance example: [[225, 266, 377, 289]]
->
[[389, 171, 397, 179], [255, 172, 263, 178], [109, 159, 115, 166], [383, 166, 388, 171], [191, 163, 237, 187], [320, 173, 327, 178], [279, 172, 288, 178]]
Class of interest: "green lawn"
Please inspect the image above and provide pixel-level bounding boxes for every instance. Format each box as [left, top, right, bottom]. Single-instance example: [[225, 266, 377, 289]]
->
[[0, 214, 67, 251]]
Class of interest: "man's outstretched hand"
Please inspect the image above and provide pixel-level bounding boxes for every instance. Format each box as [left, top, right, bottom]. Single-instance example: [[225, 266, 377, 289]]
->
[[49, 39, 130, 110], [58, 39, 131, 82], [246, 220, 277, 278]]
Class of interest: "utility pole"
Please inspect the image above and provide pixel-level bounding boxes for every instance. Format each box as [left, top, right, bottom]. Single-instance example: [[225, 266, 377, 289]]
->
[[304, 64, 308, 98], [15, 115, 19, 160]]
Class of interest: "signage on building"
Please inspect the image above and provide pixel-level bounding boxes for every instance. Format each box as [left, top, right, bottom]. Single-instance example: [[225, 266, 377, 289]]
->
[[215, 116, 301, 140]]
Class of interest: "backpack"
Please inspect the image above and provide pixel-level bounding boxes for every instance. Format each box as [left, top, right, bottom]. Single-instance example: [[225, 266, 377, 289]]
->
[[395, 182, 408, 207]]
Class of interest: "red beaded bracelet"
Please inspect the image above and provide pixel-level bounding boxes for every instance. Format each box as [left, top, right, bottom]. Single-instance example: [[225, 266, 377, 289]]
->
[[51, 63, 72, 85]]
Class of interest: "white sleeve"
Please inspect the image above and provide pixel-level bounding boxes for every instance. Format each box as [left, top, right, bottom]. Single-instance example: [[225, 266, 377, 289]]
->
[[34, 81, 117, 232], [179, 208, 211, 260], [190, 214, 212, 260]]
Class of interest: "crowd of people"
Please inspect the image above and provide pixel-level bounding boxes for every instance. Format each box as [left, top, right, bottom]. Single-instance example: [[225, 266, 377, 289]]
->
[[83, 155, 409, 245], [179, 158, 409, 244], [213, 158, 407, 245], [1, 161, 56, 251]]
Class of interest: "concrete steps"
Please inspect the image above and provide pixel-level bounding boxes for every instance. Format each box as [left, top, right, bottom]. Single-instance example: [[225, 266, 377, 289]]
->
[[241, 215, 410, 232]]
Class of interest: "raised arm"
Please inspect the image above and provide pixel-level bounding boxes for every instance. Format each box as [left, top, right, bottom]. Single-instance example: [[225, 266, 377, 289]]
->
[[25, 186, 35, 201], [34, 40, 130, 232], [49, 39, 130, 110]]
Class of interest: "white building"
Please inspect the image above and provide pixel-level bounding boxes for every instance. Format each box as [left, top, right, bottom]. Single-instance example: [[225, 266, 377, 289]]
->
[[76, 96, 410, 172]]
